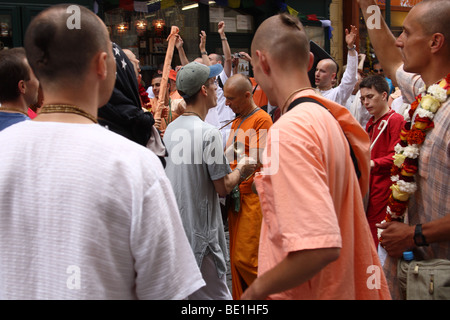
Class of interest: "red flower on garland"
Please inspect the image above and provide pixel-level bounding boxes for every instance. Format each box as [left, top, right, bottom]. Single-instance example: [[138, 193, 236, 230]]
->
[[407, 127, 426, 145], [387, 194, 408, 218], [391, 164, 401, 176], [401, 157, 419, 176], [408, 98, 420, 119], [414, 115, 434, 131]]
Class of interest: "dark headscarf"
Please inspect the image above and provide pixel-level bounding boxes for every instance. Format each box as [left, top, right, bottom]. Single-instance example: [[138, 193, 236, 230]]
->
[[98, 43, 155, 146]]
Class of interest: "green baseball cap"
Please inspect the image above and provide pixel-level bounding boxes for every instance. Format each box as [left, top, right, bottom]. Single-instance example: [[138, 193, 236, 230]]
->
[[176, 61, 223, 98]]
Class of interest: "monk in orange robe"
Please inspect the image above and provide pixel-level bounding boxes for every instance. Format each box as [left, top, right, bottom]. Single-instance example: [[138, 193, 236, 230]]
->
[[223, 74, 273, 299]]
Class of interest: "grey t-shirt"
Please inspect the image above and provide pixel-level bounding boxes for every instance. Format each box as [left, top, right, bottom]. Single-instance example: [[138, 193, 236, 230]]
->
[[163, 115, 231, 278]]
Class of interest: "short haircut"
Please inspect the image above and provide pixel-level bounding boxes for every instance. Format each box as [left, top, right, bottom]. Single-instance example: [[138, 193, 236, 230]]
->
[[151, 73, 162, 81], [213, 53, 224, 65], [359, 74, 390, 95], [417, 0, 450, 47], [252, 13, 310, 71], [0, 47, 30, 102], [24, 4, 109, 86]]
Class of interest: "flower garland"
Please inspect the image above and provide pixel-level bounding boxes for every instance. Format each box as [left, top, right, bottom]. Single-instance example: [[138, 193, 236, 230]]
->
[[378, 73, 450, 241], [138, 83, 152, 113]]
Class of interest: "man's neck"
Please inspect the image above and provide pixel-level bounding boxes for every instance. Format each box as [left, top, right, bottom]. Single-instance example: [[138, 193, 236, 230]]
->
[[33, 90, 99, 124], [418, 56, 450, 87], [184, 103, 207, 121], [373, 105, 390, 123], [0, 100, 28, 114], [240, 101, 258, 117], [278, 81, 315, 114], [318, 84, 332, 92]]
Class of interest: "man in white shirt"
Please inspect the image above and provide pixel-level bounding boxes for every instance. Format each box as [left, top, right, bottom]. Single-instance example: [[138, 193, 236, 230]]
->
[[315, 25, 359, 106], [199, 21, 235, 149], [0, 4, 204, 300]]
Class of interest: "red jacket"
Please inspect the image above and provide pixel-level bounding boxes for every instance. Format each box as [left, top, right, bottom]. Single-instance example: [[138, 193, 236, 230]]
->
[[365, 109, 405, 246]]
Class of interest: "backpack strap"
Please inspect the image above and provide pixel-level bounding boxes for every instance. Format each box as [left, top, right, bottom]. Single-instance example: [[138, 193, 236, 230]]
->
[[287, 97, 361, 179], [217, 75, 224, 90]]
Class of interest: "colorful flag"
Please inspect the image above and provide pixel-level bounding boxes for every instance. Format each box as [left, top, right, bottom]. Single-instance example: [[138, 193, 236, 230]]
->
[[228, 0, 240, 8], [287, 5, 298, 17], [161, 0, 175, 9]]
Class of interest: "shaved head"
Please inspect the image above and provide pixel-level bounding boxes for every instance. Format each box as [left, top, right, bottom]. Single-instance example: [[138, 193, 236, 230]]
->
[[252, 13, 310, 71], [318, 59, 338, 74], [225, 73, 253, 95], [24, 4, 110, 86], [223, 73, 255, 115], [415, 0, 450, 53]]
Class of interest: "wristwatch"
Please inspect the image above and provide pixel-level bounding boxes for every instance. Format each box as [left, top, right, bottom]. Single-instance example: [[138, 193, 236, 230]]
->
[[414, 224, 429, 247], [347, 44, 356, 51]]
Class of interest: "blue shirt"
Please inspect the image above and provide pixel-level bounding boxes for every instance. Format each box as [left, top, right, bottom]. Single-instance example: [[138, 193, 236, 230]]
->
[[0, 112, 29, 131]]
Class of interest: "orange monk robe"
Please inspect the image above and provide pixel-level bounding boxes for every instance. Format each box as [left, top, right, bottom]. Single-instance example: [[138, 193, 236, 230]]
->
[[250, 77, 268, 108], [225, 108, 273, 300]]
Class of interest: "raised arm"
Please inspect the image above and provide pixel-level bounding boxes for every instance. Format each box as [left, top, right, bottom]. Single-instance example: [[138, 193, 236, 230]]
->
[[175, 35, 189, 66], [218, 21, 232, 77], [358, 0, 403, 85], [199, 30, 211, 66]]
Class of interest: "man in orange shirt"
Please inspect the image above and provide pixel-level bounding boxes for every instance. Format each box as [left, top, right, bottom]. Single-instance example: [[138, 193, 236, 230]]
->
[[223, 74, 273, 299], [241, 13, 391, 300]]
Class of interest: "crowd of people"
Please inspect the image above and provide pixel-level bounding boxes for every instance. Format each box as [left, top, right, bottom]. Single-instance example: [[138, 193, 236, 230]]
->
[[0, 0, 448, 300]]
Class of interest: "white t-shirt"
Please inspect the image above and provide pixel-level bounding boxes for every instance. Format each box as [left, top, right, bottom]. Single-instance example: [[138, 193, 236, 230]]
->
[[205, 69, 235, 149], [319, 52, 358, 107], [0, 121, 204, 300]]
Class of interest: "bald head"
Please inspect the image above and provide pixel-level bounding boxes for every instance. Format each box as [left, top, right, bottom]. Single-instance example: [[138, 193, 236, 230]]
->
[[24, 4, 110, 86], [224, 73, 255, 115], [315, 58, 338, 90], [225, 73, 253, 95], [415, 0, 450, 53], [252, 13, 310, 71], [318, 59, 337, 74]]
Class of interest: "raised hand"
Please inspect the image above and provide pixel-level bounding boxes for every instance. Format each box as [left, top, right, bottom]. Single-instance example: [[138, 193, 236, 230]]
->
[[199, 30, 207, 52], [218, 21, 225, 35], [345, 25, 358, 47]]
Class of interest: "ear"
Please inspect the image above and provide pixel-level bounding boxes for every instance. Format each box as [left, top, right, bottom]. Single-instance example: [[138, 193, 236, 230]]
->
[[18, 80, 26, 95], [307, 52, 315, 72], [430, 33, 445, 54], [95, 52, 108, 80], [382, 91, 388, 101], [200, 84, 208, 97], [256, 50, 270, 76]]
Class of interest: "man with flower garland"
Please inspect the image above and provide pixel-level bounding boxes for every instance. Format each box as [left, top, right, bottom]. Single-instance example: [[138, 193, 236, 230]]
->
[[359, 0, 450, 299]]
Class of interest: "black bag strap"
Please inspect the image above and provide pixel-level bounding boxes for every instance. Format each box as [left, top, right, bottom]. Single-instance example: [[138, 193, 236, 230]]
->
[[287, 97, 361, 179], [218, 76, 224, 90]]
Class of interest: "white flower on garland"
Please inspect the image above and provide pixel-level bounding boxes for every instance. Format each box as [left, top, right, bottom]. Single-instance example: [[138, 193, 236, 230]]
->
[[403, 145, 420, 159], [394, 144, 405, 154], [416, 107, 435, 120], [428, 84, 448, 102], [397, 179, 418, 194]]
